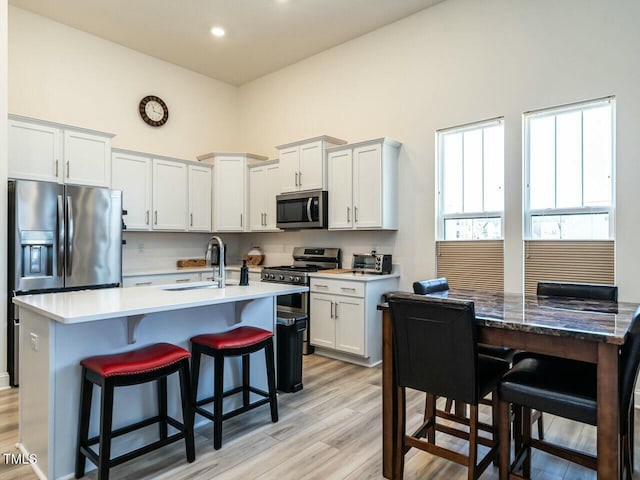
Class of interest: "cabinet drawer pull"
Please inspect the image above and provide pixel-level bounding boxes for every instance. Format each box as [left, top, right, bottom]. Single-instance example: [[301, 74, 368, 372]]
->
[[66, 160, 70, 178], [315, 284, 328, 289], [135, 281, 152, 286], [176, 278, 191, 283], [341, 287, 356, 292], [154, 211, 158, 225], [55, 159, 59, 177]]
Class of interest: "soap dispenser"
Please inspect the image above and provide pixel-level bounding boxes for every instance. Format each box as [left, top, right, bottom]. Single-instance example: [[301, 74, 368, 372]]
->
[[239, 259, 249, 286]]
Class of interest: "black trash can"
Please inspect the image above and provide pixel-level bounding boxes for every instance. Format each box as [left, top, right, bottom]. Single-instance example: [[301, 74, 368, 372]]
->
[[276, 313, 308, 393]]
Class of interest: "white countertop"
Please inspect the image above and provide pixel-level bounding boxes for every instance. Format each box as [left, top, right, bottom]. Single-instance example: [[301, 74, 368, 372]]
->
[[123, 264, 264, 276], [308, 271, 400, 282], [14, 282, 307, 324]]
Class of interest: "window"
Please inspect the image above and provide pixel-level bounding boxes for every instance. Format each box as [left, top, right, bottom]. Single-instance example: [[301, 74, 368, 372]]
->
[[524, 97, 615, 239], [437, 119, 504, 240]]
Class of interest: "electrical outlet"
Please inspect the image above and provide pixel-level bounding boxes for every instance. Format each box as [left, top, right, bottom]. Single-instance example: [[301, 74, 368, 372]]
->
[[29, 333, 39, 352], [138, 243, 144, 254]]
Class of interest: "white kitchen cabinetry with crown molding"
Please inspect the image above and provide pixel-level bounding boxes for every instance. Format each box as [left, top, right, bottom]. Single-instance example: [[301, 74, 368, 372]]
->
[[249, 160, 281, 232], [277, 135, 346, 193], [327, 138, 401, 231], [8, 114, 113, 187]]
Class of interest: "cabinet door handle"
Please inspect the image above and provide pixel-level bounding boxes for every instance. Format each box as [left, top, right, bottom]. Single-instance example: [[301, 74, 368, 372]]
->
[[330, 301, 334, 319], [154, 211, 158, 225], [146, 210, 150, 225], [335, 302, 339, 319], [135, 281, 152, 286], [295, 172, 298, 186], [55, 159, 59, 177], [354, 206, 358, 223], [263, 212, 266, 226], [190, 213, 193, 227], [240, 213, 243, 227], [347, 206, 350, 222], [176, 278, 190, 283], [66, 160, 70, 178]]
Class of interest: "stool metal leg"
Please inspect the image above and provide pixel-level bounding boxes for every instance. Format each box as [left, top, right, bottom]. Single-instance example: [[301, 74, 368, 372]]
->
[[178, 359, 196, 463], [75, 368, 93, 479], [213, 353, 225, 450], [265, 339, 278, 422], [98, 380, 115, 480], [242, 354, 250, 408], [157, 376, 168, 440]]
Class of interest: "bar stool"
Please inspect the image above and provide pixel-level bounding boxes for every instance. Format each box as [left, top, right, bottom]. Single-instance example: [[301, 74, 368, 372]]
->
[[190, 326, 278, 450], [75, 343, 195, 480]]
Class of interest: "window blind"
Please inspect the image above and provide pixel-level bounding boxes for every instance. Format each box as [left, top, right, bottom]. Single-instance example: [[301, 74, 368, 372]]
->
[[436, 240, 504, 292], [524, 240, 614, 295]]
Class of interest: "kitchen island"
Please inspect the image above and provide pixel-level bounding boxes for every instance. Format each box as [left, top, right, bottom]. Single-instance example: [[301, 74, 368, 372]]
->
[[13, 281, 307, 480]]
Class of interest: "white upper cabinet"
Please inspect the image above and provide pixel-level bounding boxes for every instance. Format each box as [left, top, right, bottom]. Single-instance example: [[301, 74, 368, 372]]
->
[[276, 136, 346, 193], [198, 152, 268, 233], [8, 115, 113, 187], [188, 165, 212, 232], [111, 151, 152, 231], [8, 119, 62, 182], [327, 138, 401, 231], [249, 161, 280, 232], [63, 130, 111, 187], [152, 159, 188, 230]]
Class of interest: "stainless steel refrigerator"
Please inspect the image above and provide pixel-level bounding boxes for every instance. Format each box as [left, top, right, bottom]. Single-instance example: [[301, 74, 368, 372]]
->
[[8, 179, 122, 386]]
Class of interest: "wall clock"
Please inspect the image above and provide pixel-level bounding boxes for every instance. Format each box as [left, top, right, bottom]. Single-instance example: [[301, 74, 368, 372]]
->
[[139, 95, 169, 127]]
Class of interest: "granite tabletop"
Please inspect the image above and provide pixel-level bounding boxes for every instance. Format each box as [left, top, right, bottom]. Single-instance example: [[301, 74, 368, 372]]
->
[[381, 289, 640, 345]]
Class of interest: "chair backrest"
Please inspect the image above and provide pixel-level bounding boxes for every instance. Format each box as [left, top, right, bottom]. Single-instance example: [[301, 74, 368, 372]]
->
[[388, 292, 479, 404], [413, 277, 449, 295], [620, 306, 640, 430], [537, 281, 618, 302]]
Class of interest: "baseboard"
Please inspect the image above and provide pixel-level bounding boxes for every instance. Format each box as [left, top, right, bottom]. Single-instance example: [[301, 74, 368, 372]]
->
[[16, 443, 47, 480], [313, 348, 381, 368], [0, 372, 10, 390]]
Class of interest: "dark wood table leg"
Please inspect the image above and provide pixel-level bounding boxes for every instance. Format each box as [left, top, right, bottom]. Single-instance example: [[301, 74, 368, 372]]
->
[[598, 342, 620, 479], [382, 307, 394, 479]]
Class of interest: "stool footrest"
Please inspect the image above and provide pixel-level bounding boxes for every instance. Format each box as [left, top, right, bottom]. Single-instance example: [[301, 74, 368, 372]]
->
[[195, 386, 270, 408], [86, 415, 165, 444], [195, 398, 272, 423]]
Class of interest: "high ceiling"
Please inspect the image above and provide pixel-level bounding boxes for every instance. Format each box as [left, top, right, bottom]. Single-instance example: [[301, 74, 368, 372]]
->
[[9, 0, 443, 86]]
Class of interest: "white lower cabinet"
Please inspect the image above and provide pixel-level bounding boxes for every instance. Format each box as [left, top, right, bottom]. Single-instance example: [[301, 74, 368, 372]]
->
[[309, 275, 399, 366], [122, 272, 201, 287]]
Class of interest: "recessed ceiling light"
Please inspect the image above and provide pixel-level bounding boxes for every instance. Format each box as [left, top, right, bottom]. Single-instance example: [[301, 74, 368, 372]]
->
[[210, 26, 225, 37]]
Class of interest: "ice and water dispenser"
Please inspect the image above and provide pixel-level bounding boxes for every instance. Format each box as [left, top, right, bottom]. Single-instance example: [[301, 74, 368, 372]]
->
[[20, 230, 54, 278]]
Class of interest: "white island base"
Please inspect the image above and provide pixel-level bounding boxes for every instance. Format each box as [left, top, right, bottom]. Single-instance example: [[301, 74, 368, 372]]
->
[[14, 282, 307, 480]]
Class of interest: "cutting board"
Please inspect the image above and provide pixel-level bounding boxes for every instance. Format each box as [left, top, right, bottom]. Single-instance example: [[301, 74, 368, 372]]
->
[[176, 259, 207, 267]]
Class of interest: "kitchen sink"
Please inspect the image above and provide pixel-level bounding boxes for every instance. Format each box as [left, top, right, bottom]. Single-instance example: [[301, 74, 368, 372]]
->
[[158, 281, 238, 291]]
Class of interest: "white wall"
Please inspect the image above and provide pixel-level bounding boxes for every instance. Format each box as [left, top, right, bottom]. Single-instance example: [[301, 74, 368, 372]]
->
[[0, 0, 8, 389], [8, 6, 239, 160], [238, 0, 640, 301]]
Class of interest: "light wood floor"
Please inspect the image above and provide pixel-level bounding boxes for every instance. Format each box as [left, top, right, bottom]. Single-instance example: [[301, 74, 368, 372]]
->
[[1, 355, 638, 479]]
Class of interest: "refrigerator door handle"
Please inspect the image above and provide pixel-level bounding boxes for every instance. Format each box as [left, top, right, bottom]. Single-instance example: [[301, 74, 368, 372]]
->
[[66, 196, 74, 275], [57, 195, 65, 276]]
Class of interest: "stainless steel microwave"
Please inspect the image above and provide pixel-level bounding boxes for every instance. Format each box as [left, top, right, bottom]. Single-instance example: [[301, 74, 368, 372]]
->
[[276, 190, 328, 229]]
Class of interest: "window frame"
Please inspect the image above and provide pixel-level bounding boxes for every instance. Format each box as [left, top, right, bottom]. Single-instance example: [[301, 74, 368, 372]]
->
[[436, 117, 505, 241], [523, 96, 616, 240]]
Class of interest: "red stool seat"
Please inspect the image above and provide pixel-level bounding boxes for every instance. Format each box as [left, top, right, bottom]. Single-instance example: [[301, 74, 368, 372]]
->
[[80, 343, 190, 377], [191, 326, 272, 350]]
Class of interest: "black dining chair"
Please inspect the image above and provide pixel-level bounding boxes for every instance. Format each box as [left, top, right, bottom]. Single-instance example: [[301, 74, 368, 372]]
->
[[413, 278, 516, 419], [498, 305, 640, 480], [388, 292, 510, 479]]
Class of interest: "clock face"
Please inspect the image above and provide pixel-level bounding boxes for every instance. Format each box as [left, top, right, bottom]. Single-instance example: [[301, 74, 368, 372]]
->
[[139, 95, 169, 127]]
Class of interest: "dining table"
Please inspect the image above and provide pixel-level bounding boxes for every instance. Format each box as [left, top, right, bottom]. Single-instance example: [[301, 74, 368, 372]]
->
[[379, 288, 640, 480]]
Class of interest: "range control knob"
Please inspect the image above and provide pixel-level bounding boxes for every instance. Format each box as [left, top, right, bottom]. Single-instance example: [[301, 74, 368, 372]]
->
[[289, 276, 294, 282], [269, 274, 275, 280], [278, 275, 285, 281], [294, 276, 301, 283]]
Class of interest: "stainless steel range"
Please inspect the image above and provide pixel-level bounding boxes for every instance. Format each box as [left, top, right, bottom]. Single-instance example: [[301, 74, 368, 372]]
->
[[262, 247, 341, 354]]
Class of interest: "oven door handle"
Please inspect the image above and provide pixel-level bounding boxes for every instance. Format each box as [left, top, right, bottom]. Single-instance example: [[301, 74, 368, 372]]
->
[[306, 197, 313, 222]]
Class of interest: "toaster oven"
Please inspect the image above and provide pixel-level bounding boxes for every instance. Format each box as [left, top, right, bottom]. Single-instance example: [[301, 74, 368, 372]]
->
[[352, 252, 392, 274]]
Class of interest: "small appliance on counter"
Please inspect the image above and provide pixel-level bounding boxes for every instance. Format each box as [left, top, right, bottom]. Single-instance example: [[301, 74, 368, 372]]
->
[[352, 251, 393, 275]]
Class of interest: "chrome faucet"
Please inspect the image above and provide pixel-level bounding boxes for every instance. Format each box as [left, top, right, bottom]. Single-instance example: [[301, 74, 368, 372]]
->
[[205, 236, 226, 288]]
